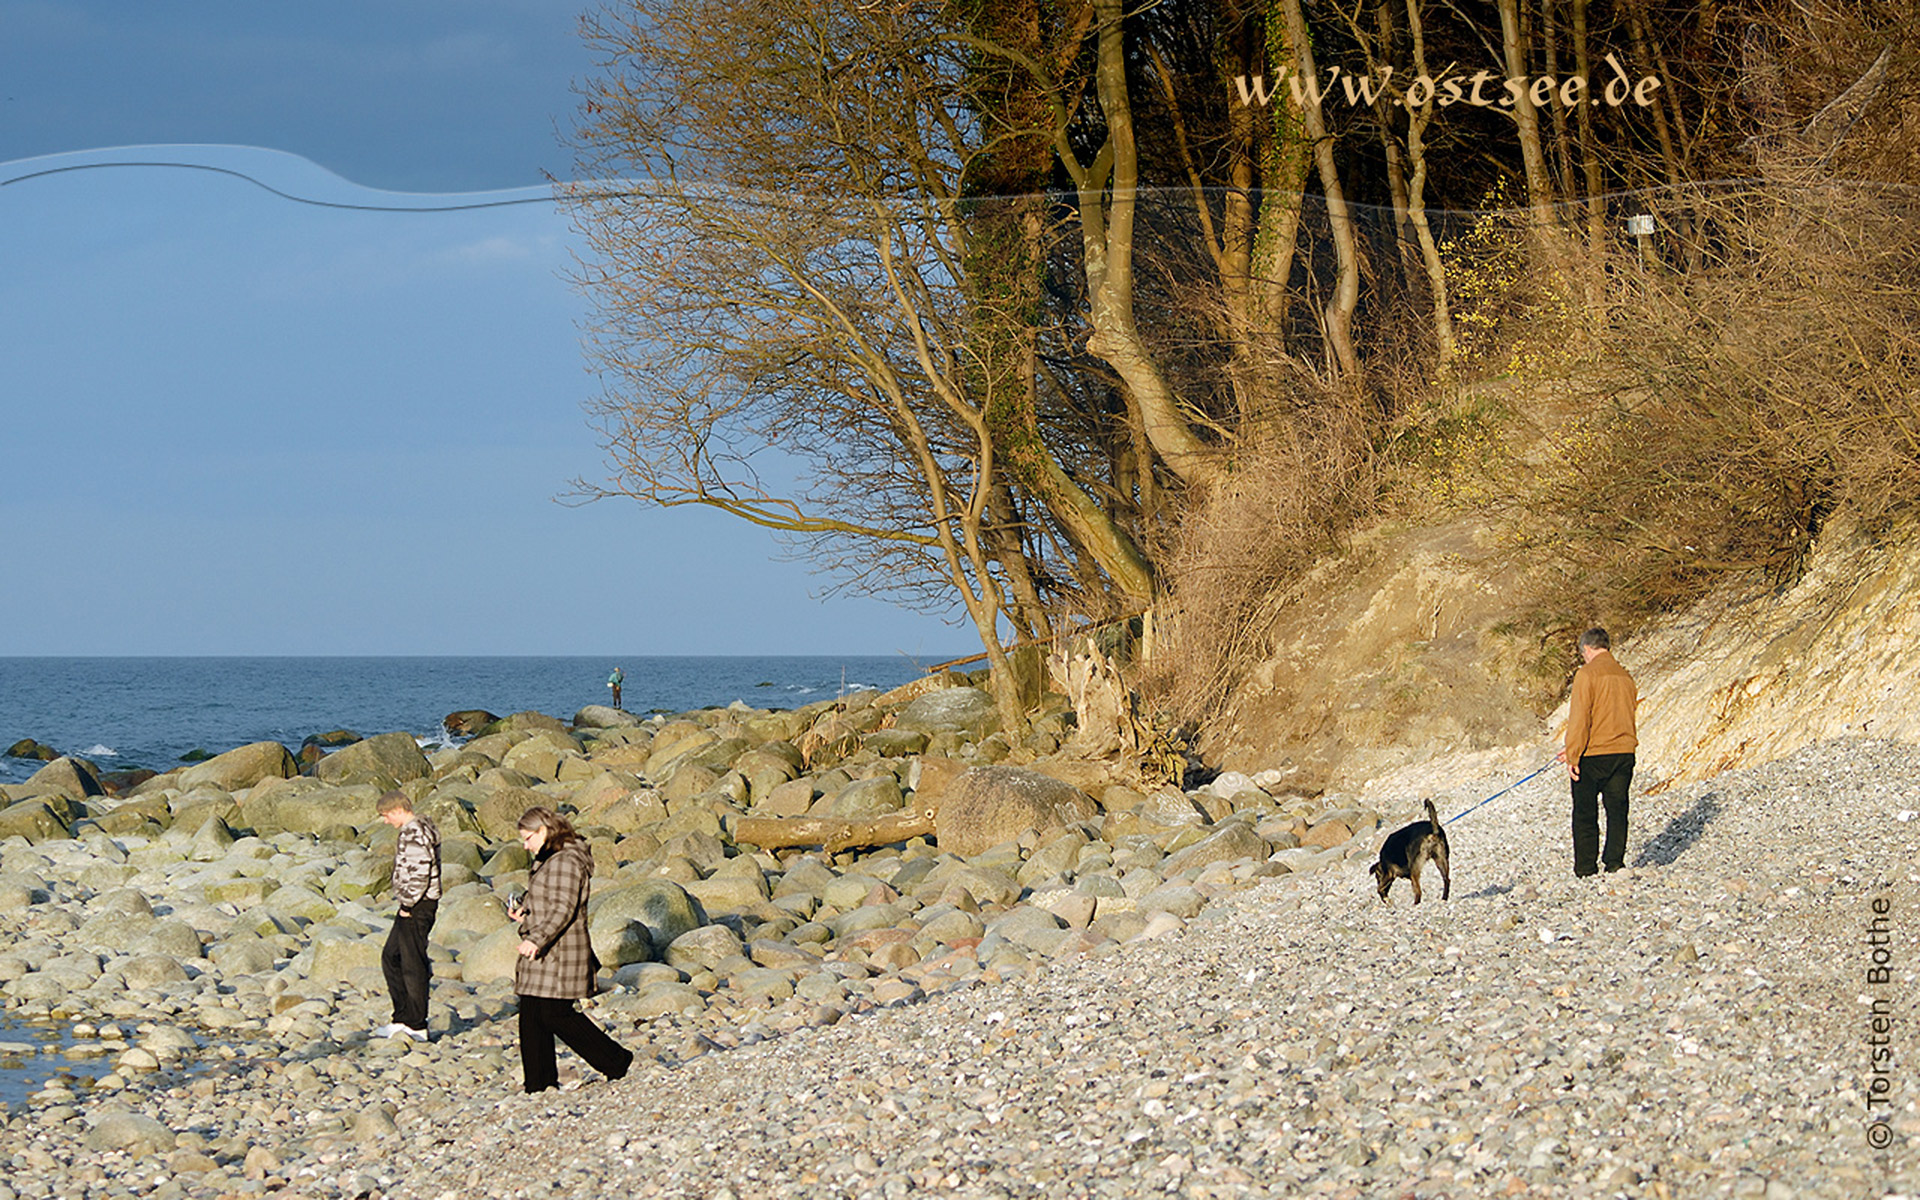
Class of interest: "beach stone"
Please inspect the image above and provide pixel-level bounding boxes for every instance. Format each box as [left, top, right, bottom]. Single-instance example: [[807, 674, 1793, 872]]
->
[[589, 914, 655, 969], [266, 884, 338, 924], [576, 704, 641, 730], [822, 776, 904, 818], [443, 710, 499, 738], [177, 741, 297, 793], [77, 905, 155, 950], [570, 770, 647, 820], [325, 855, 393, 901], [185, 815, 237, 861], [312, 731, 432, 789], [1139, 883, 1208, 919], [242, 778, 376, 836], [209, 938, 281, 975], [0, 872, 40, 909], [1016, 830, 1088, 887], [458, 923, 526, 985], [664, 925, 744, 973], [120, 955, 190, 990], [0, 799, 70, 844], [988, 905, 1067, 951], [481, 711, 571, 738], [757, 778, 817, 817], [894, 687, 999, 738], [631, 981, 706, 1019], [734, 967, 796, 1003], [948, 864, 1021, 907], [436, 888, 512, 933], [935, 767, 1099, 858], [590, 879, 703, 950], [862, 729, 929, 757], [6, 738, 61, 762], [916, 907, 985, 945], [203, 876, 279, 907], [352, 1105, 400, 1142], [21, 756, 105, 801], [1160, 821, 1272, 876], [84, 1112, 176, 1157], [685, 872, 771, 914], [474, 786, 549, 843], [587, 787, 672, 833], [1301, 816, 1354, 848], [137, 919, 205, 959], [308, 934, 382, 985], [6, 972, 67, 1003]]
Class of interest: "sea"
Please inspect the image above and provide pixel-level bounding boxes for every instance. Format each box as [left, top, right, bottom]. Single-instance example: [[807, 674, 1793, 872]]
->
[[0, 655, 962, 787]]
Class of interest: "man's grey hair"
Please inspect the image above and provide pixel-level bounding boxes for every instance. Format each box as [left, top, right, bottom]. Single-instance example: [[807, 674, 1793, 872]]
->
[[1579, 627, 1611, 651]]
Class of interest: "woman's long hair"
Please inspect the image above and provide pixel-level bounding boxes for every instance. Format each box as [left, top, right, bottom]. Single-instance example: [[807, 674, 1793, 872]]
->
[[516, 806, 581, 857]]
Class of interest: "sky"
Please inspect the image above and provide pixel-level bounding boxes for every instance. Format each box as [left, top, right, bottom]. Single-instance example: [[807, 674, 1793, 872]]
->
[[0, 1, 969, 658]]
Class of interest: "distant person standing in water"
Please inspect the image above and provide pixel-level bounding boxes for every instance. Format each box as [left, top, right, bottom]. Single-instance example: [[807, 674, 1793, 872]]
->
[[1555, 627, 1639, 877], [607, 666, 624, 710]]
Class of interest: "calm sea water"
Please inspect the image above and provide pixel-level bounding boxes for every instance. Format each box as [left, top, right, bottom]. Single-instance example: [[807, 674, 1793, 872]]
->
[[0, 655, 959, 786]]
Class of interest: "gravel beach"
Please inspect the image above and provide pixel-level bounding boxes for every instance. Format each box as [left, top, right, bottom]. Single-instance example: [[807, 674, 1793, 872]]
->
[[3, 734, 1915, 1199]]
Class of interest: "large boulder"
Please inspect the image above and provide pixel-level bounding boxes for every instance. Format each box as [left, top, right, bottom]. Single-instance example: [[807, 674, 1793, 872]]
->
[[574, 705, 641, 730], [308, 932, 382, 986], [311, 731, 431, 789], [473, 786, 550, 843], [820, 776, 905, 819], [241, 779, 377, 836], [443, 710, 499, 738], [935, 766, 1099, 858], [458, 922, 525, 985], [894, 687, 999, 739], [479, 711, 570, 738], [588, 879, 703, 951], [178, 742, 297, 793], [21, 756, 105, 802], [1159, 821, 1274, 877], [0, 799, 70, 844], [5, 738, 61, 762]]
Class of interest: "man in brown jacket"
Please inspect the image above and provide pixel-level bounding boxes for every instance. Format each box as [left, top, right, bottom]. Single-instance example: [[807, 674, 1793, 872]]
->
[[1556, 627, 1639, 876]]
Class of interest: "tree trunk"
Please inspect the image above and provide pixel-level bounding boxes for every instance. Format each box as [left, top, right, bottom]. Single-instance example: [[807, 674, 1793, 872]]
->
[[735, 806, 939, 854], [1079, 0, 1220, 490], [1281, 0, 1361, 379]]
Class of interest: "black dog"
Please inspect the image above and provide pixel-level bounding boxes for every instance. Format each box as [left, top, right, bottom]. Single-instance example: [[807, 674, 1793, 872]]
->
[[1369, 798, 1450, 905]]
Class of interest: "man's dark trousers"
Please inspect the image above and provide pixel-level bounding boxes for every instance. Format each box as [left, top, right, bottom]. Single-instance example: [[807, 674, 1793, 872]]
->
[[1572, 752, 1634, 876], [382, 897, 437, 1029]]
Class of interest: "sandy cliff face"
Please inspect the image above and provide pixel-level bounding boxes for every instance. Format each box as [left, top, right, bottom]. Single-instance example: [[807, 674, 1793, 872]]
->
[[1597, 521, 1920, 787], [1214, 517, 1920, 795]]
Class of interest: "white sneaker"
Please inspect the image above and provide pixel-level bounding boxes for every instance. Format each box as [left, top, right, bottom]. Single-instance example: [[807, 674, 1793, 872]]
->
[[373, 1023, 408, 1039], [404, 1026, 431, 1042]]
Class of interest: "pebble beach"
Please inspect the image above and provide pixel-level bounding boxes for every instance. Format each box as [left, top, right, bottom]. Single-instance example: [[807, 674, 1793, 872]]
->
[[1, 687, 1916, 1198]]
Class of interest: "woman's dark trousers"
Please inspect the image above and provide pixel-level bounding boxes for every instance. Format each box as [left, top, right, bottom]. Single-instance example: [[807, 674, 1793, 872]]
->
[[518, 994, 633, 1093], [1572, 752, 1635, 876]]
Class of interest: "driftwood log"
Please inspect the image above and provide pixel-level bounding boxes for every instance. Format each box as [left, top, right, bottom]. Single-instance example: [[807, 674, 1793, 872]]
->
[[733, 804, 938, 854]]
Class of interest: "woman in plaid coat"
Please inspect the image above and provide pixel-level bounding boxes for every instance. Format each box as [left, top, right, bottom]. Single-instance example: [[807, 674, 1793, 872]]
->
[[510, 806, 633, 1093]]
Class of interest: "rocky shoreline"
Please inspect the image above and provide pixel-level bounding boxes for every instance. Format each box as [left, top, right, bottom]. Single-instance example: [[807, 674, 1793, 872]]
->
[[1, 677, 1916, 1198]]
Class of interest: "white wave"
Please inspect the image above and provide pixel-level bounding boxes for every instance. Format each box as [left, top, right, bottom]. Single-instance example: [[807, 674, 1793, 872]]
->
[[82, 745, 118, 758]]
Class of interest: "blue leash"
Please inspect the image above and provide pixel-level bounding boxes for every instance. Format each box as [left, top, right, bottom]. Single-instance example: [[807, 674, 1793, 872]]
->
[[1444, 762, 1556, 826]]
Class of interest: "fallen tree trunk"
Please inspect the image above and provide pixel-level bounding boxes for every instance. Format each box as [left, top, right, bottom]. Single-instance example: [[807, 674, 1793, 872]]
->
[[734, 805, 938, 854]]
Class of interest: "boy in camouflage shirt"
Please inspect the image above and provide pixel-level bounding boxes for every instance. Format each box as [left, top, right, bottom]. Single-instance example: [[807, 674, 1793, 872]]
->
[[376, 790, 441, 1040]]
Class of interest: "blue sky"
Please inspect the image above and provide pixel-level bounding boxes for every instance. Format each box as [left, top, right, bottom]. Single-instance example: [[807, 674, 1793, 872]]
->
[[0, 2, 968, 657]]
